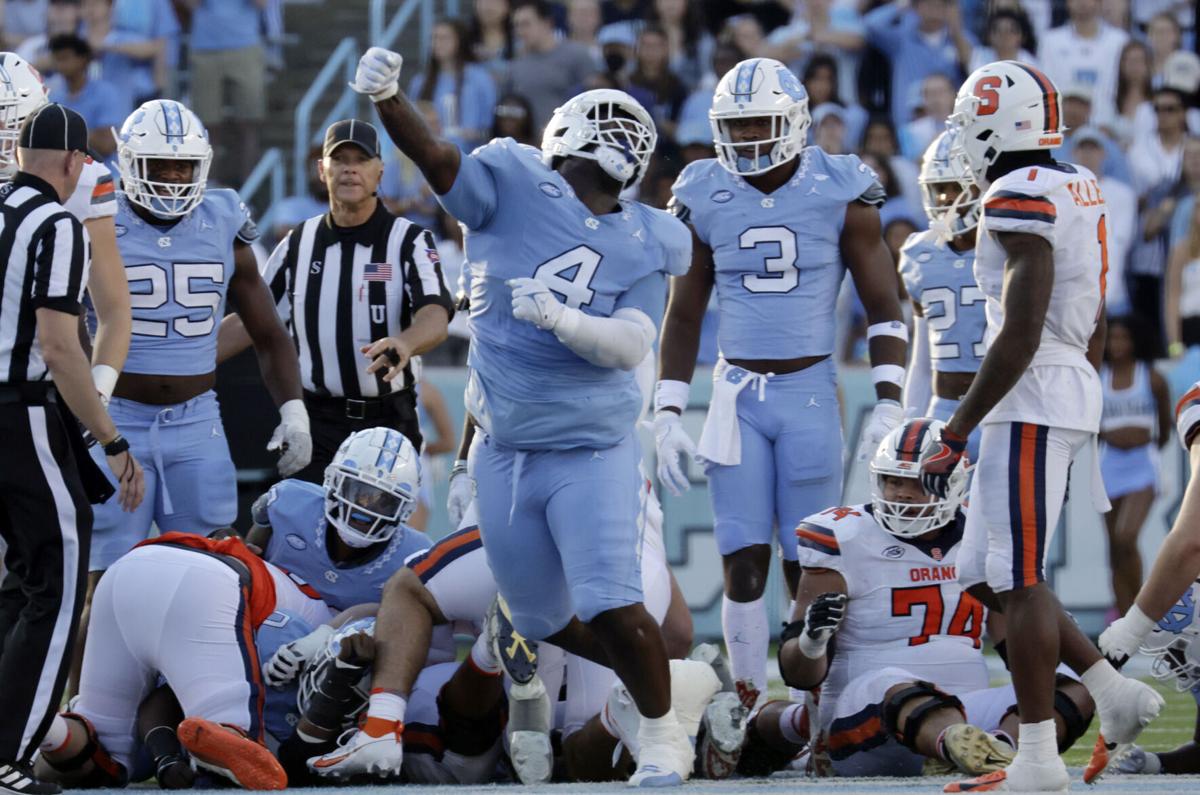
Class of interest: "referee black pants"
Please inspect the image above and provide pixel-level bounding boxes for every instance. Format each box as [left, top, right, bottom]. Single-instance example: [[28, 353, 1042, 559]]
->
[[293, 391, 424, 485], [0, 402, 91, 763]]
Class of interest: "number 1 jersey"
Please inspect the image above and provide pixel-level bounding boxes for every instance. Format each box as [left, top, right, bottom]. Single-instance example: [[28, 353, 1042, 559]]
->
[[437, 137, 691, 450]]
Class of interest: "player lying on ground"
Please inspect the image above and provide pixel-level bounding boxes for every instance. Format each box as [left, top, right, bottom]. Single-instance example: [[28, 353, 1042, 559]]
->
[[774, 419, 1094, 780]]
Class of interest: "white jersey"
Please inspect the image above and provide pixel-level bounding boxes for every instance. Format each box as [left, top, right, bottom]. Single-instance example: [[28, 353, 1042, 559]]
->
[[62, 157, 116, 223], [794, 504, 989, 732], [974, 163, 1106, 432]]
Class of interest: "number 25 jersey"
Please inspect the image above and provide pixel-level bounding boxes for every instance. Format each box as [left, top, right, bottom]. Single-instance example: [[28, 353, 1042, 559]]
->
[[116, 188, 258, 376], [669, 148, 883, 360], [437, 138, 691, 450]]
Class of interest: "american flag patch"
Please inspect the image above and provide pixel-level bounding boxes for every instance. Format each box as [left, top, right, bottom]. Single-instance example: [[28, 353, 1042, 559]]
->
[[1015, 120, 1032, 130], [426, 248, 440, 263], [364, 262, 393, 281]]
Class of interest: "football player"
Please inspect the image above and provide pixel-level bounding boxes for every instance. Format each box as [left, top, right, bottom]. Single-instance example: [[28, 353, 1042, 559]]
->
[[244, 427, 433, 620], [920, 61, 1163, 791], [899, 128, 985, 462], [654, 57, 906, 707], [765, 419, 1093, 779], [85, 99, 309, 579], [351, 47, 694, 785]]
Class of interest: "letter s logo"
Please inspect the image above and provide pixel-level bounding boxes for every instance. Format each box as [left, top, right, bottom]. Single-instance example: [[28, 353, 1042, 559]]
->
[[974, 76, 1002, 116]]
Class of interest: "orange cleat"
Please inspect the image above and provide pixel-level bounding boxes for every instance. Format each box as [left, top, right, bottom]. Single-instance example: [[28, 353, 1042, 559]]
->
[[1083, 733, 1120, 785], [944, 770, 1009, 792], [177, 718, 286, 791]]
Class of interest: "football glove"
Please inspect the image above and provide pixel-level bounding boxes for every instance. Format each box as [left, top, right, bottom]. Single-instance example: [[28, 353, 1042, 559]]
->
[[796, 592, 847, 659], [447, 461, 474, 526], [508, 277, 566, 331], [267, 399, 312, 477], [919, 424, 969, 498], [653, 411, 697, 496], [854, 399, 903, 463], [263, 623, 334, 687], [349, 47, 402, 102], [1098, 605, 1158, 668]]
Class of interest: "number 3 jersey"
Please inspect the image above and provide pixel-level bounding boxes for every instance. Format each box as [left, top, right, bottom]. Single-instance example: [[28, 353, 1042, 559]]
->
[[437, 137, 691, 450], [974, 163, 1106, 432], [116, 188, 258, 376], [669, 148, 883, 360], [898, 230, 983, 374], [794, 504, 989, 729]]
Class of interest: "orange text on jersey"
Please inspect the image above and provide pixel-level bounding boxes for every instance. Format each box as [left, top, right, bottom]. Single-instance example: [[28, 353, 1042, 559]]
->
[[909, 565, 957, 583], [1066, 178, 1105, 208]]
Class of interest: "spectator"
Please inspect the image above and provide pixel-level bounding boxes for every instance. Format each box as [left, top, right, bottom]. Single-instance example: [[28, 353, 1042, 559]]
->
[[898, 73, 954, 161], [410, 19, 497, 152], [1108, 40, 1155, 148], [15, 0, 81, 72], [859, 115, 921, 223], [1133, 0, 1193, 39], [379, 99, 441, 232], [629, 25, 687, 139], [1039, 0, 1129, 125], [860, 150, 910, 230], [566, 0, 603, 66], [490, 92, 537, 145], [1167, 197, 1200, 353], [1146, 12, 1184, 88], [801, 53, 866, 152], [763, 0, 865, 104], [82, 0, 180, 109], [1130, 87, 1189, 196], [45, 33, 126, 158], [184, 0, 267, 187], [1073, 127, 1137, 314], [862, 0, 974, 131], [1100, 0, 1130, 30], [1166, 137, 1200, 248], [269, 144, 328, 245], [1053, 83, 1132, 184], [647, 0, 712, 91], [2, 0, 48, 48], [718, 14, 765, 60], [601, 0, 648, 26], [967, 8, 1037, 73], [506, 0, 597, 129], [592, 21, 654, 110], [674, 41, 741, 157], [468, 0, 512, 81], [812, 102, 847, 155]]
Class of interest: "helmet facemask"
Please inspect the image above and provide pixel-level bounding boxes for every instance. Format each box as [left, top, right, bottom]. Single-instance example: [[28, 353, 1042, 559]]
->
[[120, 151, 212, 219], [0, 96, 23, 178], [541, 90, 656, 189], [869, 419, 968, 538], [920, 178, 981, 241], [1141, 585, 1200, 692], [711, 108, 809, 177], [323, 465, 414, 548]]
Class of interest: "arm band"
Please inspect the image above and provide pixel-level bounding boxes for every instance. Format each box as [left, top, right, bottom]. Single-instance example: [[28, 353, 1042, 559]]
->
[[872, 364, 906, 388], [552, 306, 655, 370], [654, 379, 691, 413], [867, 321, 909, 342]]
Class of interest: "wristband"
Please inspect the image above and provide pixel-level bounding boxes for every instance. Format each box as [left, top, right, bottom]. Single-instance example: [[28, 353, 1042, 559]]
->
[[450, 459, 469, 477], [871, 365, 906, 388], [103, 434, 130, 456], [92, 364, 118, 402], [654, 379, 690, 413], [867, 321, 909, 342]]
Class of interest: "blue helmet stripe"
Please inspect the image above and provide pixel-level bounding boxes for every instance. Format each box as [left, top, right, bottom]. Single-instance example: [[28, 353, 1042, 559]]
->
[[161, 100, 184, 141], [733, 59, 760, 102]]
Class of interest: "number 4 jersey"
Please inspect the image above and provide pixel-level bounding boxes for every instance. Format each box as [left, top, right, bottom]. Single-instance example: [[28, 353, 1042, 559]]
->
[[437, 137, 691, 450], [794, 504, 989, 706], [117, 188, 258, 376], [974, 162, 1106, 432]]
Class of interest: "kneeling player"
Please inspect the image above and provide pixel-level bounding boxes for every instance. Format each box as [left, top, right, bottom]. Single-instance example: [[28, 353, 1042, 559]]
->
[[772, 419, 1093, 777]]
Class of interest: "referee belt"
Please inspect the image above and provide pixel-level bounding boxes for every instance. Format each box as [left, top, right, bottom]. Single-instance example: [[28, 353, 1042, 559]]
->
[[303, 388, 416, 421], [0, 382, 57, 405]]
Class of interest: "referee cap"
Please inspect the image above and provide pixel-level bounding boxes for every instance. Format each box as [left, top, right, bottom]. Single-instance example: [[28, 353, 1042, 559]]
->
[[323, 119, 381, 159], [19, 103, 87, 152]]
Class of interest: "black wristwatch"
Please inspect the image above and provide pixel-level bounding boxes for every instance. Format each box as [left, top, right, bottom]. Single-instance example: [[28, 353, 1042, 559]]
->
[[102, 435, 130, 456]]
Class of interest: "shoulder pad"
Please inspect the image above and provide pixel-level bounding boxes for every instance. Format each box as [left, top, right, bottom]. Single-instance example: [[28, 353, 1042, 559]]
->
[[250, 485, 279, 526]]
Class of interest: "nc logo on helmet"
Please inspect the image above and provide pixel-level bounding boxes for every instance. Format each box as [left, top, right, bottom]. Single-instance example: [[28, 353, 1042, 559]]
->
[[775, 67, 806, 101], [1160, 589, 1196, 634]]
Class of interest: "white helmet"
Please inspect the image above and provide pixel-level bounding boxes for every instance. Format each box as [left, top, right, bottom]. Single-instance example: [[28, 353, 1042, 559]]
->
[[1141, 581, 1200, 692], [323, 427, 420, 548], [709, 58, 809, 177], [541, 88, 656, 190], [947, 60, 1063, 183], [919, 127, 981, 240], [116, 99, 212, 218], [296, 617, 375, 727], [870, 418, 968, 538], [0, 52, 49, 178]]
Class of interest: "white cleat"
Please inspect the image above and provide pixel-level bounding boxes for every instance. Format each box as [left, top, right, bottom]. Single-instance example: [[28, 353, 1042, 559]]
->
[[694, 692, 747, 779], [667, 660, 722, 737], [940, 724, 1015, 775], [1115, 745, 1161, 775], [629, 715, 693, 788], [307, 720, 404, 781], [507, 675, 553, 785]]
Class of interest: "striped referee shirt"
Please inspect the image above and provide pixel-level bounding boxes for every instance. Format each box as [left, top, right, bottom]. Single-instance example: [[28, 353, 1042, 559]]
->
[[262, 201, 453, 397], [0, 172, 89, 384]]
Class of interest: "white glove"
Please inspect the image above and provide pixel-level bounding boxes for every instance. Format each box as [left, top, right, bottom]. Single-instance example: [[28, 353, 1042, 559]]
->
[[855, 399, 904, 463], [263, 623, 334, 687], [653, 411, 697, 497], [447, 461, 474, 526], [92, 364, 117, 407], [1098, 604, 1158, 666], [268, 399, 312, 477], [349, 47, 403, 102], [508, 277, 567, 331]]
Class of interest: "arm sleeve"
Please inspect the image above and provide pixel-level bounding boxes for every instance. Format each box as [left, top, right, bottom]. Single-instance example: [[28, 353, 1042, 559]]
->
[[402, 227, 456, 318], [436, 144, 501, 230], [553, 306, 657, 371], [260, 233, 292, 325], [903, 314, 932, 418], [30, 214, 87, 314]]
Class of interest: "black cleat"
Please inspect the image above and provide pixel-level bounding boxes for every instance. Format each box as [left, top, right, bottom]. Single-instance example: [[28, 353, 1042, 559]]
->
[[0, 760, 62, 795]]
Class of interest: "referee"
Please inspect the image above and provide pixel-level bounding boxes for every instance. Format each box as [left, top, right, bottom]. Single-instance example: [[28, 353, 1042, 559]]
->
[[219, 119, 452, 483], [0, 104, 144, 794]]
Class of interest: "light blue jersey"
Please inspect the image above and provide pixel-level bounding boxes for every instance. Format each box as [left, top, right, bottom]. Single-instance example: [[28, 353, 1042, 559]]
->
[[438, 138, 691, 450], [255, 609, 314, 744], [670, 148, 882, 360], [898, 229, 984, 374], [254, 479, 431, 611], [116, 188, 259, 376]]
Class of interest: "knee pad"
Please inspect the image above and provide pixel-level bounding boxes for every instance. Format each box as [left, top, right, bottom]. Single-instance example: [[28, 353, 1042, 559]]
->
[[48, 713, 128, 788], [1053, 678, 1094, 753], [436, 684, 505, 756], [882, 682, 964, 751]]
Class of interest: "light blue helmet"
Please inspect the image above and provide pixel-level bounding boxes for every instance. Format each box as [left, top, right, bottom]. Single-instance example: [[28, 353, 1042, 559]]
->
[[919, 127, 981, 240]]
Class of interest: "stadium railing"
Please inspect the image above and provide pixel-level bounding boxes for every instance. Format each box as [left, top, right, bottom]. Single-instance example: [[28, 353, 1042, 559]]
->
[[240, 147, 286, 234]]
